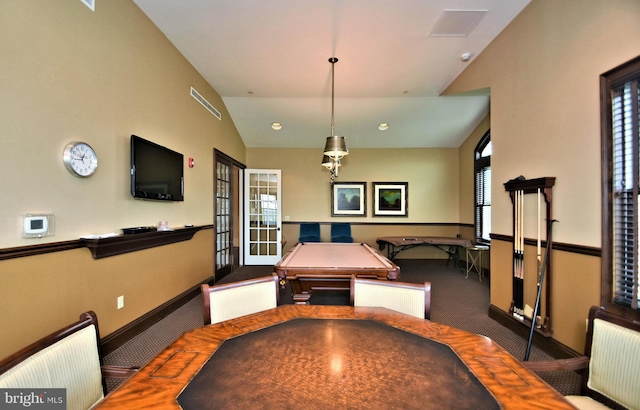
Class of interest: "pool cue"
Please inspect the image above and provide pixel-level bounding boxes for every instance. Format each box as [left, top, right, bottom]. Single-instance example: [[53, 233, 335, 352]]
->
[[512, 190, 518, 314], [513, 189, 525, 317], [536, 189, 542, 285], [519, 190, 524, 280], [524, 219, 557, 361], [513, 190, 518, 278]]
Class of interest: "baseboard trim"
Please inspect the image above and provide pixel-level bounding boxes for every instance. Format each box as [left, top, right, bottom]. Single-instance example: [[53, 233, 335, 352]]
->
[[488, 304, 581, 359], [100, 277, 215, 356]]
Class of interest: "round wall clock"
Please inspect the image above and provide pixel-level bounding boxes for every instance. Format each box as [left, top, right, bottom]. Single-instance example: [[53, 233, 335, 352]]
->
[[63, 141, 98, 177]]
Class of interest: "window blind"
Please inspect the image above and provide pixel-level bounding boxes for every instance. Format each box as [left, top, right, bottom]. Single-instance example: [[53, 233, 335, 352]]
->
[[475, 166, 491, 241], [612, 80, 639, 309]]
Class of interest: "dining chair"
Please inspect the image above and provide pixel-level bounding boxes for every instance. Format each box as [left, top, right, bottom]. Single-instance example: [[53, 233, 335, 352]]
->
[[350, 276, 431, 320], [524, 306, 640, 410], [201, 274, 280, 325], [0, 311, 138, 410]]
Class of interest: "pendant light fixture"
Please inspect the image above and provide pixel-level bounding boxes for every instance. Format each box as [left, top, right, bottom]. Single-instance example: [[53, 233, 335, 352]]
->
[[322, 57, 348, 183]]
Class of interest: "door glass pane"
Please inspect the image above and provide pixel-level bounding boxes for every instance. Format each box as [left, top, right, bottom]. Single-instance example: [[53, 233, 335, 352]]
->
[[216, 161, 232, 270]]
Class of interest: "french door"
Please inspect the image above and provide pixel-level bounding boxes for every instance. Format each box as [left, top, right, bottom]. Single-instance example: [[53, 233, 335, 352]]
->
[[214, 157, 233, 279], [244, 169, 282, 265]]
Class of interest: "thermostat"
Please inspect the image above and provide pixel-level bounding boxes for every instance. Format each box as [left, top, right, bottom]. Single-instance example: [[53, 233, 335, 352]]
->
[[21, 214, 54, 238]]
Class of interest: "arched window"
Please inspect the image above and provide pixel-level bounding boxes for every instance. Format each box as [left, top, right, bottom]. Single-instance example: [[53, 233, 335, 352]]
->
[[474, 131, 491, 243]]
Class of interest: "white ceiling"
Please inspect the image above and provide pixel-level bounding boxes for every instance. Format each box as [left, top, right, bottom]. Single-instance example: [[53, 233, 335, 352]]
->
[[132, 0, 530, 149]]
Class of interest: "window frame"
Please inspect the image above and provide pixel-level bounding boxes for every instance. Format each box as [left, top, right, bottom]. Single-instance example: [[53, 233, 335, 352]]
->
[[601, 55, 640, 321], [474, 130, 491, 244]]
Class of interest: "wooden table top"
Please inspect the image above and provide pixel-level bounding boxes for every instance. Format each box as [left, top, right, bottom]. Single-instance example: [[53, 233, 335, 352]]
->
[[96, 305, 572, 410]]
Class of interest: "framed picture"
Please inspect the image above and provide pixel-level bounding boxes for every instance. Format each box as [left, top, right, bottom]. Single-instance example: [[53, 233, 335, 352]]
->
[[331, 182, 366, 216], [373, 182, 408, 216]]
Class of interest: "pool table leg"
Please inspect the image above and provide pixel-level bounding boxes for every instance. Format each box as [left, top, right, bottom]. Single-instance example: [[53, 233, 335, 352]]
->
[[293, 293, 311, 304]]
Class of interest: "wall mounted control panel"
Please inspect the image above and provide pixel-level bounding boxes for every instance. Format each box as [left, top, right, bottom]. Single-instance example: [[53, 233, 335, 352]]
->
[[21, 214, 54, 238]]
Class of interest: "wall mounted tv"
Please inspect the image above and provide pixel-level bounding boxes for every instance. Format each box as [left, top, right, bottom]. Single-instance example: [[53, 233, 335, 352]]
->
[[130, 135, 184, 201]]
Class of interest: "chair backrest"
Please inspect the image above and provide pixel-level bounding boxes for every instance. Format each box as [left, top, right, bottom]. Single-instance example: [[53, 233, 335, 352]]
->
[[331, 222, 353, 243], [202, 274, 280, 325], [581, 306, 640, 409], [0, 311, 106, 410], [299, 222, 321, 243], [350, 276, 431, 320]]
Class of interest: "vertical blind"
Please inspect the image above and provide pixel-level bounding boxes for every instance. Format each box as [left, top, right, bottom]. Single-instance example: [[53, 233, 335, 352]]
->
[[612, 79, 639, 309]]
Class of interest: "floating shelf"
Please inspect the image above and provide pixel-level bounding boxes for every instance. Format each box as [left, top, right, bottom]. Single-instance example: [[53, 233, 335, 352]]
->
[[82, 226, 205, 259]]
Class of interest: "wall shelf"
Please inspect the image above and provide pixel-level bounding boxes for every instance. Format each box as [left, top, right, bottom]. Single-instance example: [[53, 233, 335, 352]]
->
[[82, 226, 206, 259]]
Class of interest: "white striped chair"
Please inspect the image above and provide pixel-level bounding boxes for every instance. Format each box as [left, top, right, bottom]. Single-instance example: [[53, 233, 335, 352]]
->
[[524, 306, 640, 410], [201, 274, 280, 325], [0, 311, 137, 410], [350, 276, 431, 320]]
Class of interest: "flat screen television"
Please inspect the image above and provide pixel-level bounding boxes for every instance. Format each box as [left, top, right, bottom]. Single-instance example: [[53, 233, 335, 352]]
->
[[130, 135, 184, 201]]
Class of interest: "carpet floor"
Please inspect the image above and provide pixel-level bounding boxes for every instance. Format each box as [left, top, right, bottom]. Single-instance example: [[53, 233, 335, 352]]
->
[[104, 259, 581, 398]]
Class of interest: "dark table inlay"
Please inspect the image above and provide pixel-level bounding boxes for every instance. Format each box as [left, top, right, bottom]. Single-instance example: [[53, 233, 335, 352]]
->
[[178, 319, 499, 410]]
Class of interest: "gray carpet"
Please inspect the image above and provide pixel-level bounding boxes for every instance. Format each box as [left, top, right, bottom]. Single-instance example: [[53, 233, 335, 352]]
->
[[104, 259, 581, 396]]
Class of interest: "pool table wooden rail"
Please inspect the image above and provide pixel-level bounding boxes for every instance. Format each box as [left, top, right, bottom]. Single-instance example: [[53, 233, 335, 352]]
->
[[274, 242, 400, 303]]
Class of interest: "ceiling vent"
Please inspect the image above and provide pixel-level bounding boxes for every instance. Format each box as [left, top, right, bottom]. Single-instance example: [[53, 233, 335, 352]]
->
[[430, 10, 487, 37], [190, 87, 221, 120]]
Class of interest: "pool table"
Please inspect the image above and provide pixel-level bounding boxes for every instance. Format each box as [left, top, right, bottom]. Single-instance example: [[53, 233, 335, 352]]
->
[[274, 242, 400, 303]]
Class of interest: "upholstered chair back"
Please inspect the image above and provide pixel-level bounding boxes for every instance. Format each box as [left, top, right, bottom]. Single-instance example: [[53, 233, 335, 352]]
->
[[350, 276, 431, 320], [580, 314, 640, 409], [202, 274, 280, 325], [0, 312, 106, 410]]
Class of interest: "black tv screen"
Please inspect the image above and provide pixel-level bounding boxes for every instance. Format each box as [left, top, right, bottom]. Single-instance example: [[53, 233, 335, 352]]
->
[[131, 135, 184, 201]]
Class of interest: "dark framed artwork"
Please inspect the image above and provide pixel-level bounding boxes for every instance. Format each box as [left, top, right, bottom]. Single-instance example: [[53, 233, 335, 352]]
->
[[373, 182, 408, 216], [331, 182, 366, 216]]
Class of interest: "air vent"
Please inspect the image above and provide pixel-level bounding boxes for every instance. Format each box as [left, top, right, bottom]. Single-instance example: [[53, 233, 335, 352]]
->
[[430, 10, 487, 37], [80, 0, 95, 11], [190, 87, 222, 120]]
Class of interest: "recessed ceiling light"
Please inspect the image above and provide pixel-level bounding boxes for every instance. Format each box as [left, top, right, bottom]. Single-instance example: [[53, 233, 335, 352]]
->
[[378, 123, 389, 131], [271, 122, 282, 131]]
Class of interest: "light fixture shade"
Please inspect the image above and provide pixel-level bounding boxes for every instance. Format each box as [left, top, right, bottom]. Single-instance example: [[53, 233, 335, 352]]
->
[[321, 155, 341, 169], [323, 136, 348, 159], [321, 155, 333, 169]]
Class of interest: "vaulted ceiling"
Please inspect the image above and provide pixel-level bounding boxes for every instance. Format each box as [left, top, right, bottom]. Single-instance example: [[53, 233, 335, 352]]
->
[[133, 0, 530, 149]]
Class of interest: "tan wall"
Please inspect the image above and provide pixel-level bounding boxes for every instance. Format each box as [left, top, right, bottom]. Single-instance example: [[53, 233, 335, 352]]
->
[[445, 0, 640, 352], [281, 223, 464, 259], [0, 0, 245, 248], [247, 147, 460, 224], [248, 147, 469, 259], [2, 0, 633, 359], [490, 240, 601, 351], [445, 0, 640, 247], [0, 0, 245, 359], [0, 230, 213, 360]]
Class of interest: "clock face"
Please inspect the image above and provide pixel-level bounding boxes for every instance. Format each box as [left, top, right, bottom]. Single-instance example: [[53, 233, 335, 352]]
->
[[63, 142, 98, 177]]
